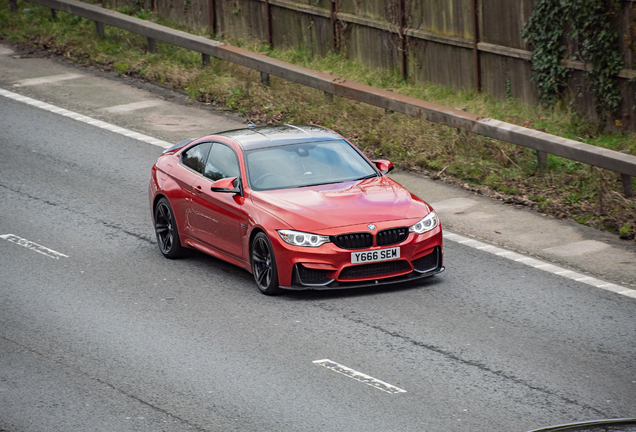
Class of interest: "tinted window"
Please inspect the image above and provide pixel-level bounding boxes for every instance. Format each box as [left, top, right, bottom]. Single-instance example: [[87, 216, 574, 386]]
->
[[246, 140, 377, 191], [182, 143, 211, 174], [204, 143, 240, 181]]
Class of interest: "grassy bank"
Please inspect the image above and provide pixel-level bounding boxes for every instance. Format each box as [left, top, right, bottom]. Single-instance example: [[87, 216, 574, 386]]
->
[[1, 0, 635, 240]]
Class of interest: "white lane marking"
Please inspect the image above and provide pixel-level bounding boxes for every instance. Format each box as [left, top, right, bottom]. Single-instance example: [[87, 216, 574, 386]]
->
[[430, 197, 478, 212], [13, 73, 84, 87], [103, 100, 164, 113], [543, 240, 610, 257], [313, 359, 407, 394], [444, 232, 636, 299], [0, 88, 172, 148], [0, 234, 69, 259]]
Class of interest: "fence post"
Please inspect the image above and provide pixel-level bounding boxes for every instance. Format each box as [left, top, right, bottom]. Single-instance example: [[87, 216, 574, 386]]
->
[[260, 52, 270, 85], [330, 0, 337, 52], [202, 53, 210, 67], [51, 8, 57, 20], [265, 0, 272, 46], [208, 0, 215, 36], [398, 0, 407, 80], [471, 0, 481, 93], [9, 0, 17, 12], [620, 150, 634, 197]]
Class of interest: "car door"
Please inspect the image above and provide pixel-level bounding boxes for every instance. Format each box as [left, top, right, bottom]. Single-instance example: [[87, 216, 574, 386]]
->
[[189, 142, 247, 260], [171, 142, 211, 236]]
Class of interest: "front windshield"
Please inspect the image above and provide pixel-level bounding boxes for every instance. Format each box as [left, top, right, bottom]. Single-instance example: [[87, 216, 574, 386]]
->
[[246, 140, 378, 191]]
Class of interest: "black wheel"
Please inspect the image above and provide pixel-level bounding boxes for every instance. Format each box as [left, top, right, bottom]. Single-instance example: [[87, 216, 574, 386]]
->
[[251, 232, 281, 295], [154, 197, 187, 259]]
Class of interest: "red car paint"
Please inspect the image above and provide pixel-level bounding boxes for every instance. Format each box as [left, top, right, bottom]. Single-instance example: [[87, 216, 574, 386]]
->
[[149, 125, 443, 293]]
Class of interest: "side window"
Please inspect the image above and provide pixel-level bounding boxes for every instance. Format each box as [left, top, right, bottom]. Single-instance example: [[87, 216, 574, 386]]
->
[[204, 143, 240, 181], [181, 143, 211, 174]]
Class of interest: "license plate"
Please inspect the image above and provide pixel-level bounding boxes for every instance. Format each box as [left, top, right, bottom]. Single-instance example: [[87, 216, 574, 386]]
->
[[351, 247, 400, 264]]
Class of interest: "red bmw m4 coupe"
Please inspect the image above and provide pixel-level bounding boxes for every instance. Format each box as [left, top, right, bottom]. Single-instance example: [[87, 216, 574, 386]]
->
[[149, 124, 444, 295]]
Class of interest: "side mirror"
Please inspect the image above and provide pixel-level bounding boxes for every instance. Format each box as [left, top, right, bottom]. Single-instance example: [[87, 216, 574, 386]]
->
[[211, 177, 241, 194], [372, 159, 394, 174]]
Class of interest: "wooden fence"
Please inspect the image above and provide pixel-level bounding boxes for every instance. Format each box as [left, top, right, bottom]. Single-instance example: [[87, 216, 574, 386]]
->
[[12, 0, 636, 197], [106, 0, 636, 131]]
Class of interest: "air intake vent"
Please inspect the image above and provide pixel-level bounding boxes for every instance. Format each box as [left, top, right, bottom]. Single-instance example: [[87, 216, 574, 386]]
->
[[412, 248, 439, 273], [340, 260, 410, 279], [296, 264, 331, 285]]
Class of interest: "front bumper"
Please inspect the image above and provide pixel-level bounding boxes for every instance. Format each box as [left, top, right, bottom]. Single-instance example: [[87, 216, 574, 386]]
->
[[271, 224, 444, 290], [288, 263, 445, 290]]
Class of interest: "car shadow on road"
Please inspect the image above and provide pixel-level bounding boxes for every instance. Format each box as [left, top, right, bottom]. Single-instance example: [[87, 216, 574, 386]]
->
[[180, 249, 445, 300], [282, 275, 445, 301]]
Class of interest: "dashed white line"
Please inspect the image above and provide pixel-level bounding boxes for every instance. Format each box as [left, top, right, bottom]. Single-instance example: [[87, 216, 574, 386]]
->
[[313, 359, 407, 394], [444, 232, 636, 299], [13, 73, 84, 87], [1, 234, 69, 259], [0, 88, 172, 148]]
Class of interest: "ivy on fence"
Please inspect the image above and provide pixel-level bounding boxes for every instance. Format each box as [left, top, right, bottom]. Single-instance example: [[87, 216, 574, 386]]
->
[[522, 0, 624, 121]]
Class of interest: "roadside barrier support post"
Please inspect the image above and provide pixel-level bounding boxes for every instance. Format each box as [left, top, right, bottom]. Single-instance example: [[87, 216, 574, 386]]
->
[[260, 52, 270, 86], [51, 8, 56, 19], [10, 0, 17, 12], [620, 150, 633, 197], [622, 174, 633, 198], [202, 53, 210, 67], [148, 37, 156, 53], [537, 150, 548, 170], [95, 21, 105, 38], [385, 88, 394, 114]]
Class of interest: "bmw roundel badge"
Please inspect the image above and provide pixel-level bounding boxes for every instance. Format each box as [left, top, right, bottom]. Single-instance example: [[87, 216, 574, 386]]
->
[[368, 224, 376, 231]]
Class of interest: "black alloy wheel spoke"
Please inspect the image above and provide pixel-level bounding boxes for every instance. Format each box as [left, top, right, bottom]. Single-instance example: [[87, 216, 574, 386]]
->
[[257, 267, 269, 285], [162, 233, 172, 251], [158, 205, 169, 222], [155, 203, 174, 253], [253, 238, 272, 287]]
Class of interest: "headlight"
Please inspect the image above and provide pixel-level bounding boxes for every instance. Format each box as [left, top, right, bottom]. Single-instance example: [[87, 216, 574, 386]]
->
[[278, 230, 330, 247], [408, 211, 439, 234]]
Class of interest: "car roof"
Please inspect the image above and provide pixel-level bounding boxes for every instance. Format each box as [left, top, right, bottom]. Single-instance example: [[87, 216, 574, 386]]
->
[[217, 124, 343, 150]]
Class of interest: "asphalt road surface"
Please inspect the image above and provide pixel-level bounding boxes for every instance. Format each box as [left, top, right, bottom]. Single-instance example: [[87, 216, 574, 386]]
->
[[1, 52, 635, 432]]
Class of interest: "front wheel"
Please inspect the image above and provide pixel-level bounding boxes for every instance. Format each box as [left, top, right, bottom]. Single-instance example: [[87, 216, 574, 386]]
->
[[251, 232, 281, 295], [154, 197, 187, 259]]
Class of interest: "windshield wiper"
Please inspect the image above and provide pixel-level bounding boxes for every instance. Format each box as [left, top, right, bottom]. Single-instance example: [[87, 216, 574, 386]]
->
[[355, 173, 380, 181]]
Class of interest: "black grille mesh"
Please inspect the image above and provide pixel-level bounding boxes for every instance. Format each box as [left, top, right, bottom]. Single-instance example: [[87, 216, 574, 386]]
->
[[412, 249, 439, 272], [297, 265, 331, 284], [376, 227, 408, 246], [340, 260, 410, 279], [332, 232, 373, 249]]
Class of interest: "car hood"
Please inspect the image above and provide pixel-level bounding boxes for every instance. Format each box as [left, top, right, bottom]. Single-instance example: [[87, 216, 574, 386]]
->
[[250, 176, 432, 232]]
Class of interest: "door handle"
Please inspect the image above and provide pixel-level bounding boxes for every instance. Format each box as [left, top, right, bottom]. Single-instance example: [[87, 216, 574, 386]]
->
[[194, 185, 203, 193]]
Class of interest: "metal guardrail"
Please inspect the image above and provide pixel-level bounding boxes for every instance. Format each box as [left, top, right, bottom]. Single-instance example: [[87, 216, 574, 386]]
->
[[13, 0, 636, 196]]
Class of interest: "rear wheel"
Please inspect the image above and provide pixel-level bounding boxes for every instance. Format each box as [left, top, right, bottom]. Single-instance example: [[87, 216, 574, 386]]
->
[[154, 197, 187, 259], [251, 232, 281, 295]]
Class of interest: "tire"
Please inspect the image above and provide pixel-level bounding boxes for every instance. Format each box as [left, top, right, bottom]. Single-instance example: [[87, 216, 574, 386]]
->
[[154, 197, 187, 259], [251, 232, 282, 295]]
